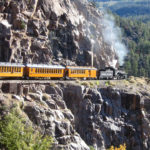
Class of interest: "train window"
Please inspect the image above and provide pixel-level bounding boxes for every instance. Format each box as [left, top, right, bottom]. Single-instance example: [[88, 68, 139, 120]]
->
[[11, 67, 13, 72]]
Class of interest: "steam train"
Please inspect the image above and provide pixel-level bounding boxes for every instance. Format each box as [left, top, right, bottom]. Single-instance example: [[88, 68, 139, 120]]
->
[[0, 62, 127, 80]]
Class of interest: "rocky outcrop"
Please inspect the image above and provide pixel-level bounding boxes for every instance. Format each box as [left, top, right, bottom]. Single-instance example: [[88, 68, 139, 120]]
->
[[0, 0, 118, 67], [0, 79, 150, 150]]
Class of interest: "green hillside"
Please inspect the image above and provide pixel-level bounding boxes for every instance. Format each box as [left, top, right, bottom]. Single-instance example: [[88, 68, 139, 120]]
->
[[97, 0, 150, 21]]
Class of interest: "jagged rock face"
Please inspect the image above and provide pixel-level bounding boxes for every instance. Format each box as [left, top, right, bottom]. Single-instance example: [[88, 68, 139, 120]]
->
[[63, 84, 148, 150], [0, 81, 150, 150], [0, 0, 118, 67]]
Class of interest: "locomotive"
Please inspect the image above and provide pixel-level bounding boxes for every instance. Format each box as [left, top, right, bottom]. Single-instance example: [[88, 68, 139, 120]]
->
[[0, 62, 127, 80], [98, 67, 127, 80]]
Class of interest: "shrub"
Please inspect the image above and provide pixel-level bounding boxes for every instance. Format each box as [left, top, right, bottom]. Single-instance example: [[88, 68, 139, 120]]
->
[[0, 108, 53, 150], [20, 20, 26, 30], [107, 144, 126, 150], [81, 81, 90, 87], [89, 145, 95, 150], [49, 82, 57, 87]]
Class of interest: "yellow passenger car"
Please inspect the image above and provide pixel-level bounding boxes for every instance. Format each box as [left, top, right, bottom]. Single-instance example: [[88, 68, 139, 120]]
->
[[26, 64, 65, 78], [65, 66, 97, 79], [0, 62, 24, 77]]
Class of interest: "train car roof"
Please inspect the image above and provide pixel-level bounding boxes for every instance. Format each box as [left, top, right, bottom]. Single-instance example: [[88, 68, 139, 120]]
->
[[26, 64, 65, 69], [0, 62, 25, 67], [66, 66, 97, 70]]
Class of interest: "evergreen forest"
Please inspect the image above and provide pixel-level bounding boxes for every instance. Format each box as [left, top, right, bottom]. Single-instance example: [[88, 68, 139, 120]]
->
[[114, 15, 150, 77]]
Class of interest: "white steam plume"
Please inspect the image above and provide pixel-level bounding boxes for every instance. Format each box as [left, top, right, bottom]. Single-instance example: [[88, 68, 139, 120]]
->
[[102, 13, 128, 65]]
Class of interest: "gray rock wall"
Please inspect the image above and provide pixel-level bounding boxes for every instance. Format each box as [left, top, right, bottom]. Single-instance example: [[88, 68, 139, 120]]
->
[[0, 0, 118, 68], [0, 81, 150, 150]]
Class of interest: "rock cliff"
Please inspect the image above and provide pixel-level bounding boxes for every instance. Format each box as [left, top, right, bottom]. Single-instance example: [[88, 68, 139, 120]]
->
[[0, 0, 118, 68], [0, 78, 150, 150]]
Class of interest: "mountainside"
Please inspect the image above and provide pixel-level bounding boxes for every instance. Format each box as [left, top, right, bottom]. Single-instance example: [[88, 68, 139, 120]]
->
[[97, 0, 150, 19], [0, 0, 120, 68], [0, 78, 150, 149]]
